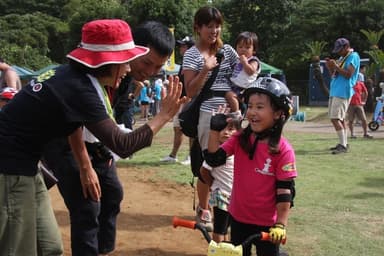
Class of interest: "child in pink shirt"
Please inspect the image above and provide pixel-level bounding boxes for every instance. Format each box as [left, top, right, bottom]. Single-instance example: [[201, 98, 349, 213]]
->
[[205, 77, 297, 256]]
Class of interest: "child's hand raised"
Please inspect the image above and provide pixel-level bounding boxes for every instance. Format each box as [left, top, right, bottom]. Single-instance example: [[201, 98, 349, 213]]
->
[[210, 105, 231, 131]]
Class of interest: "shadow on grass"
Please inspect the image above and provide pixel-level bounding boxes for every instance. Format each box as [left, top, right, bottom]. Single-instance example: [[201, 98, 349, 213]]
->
[[294, 149, 331, 155], [345, 192, 384, 199], [357, 177, 384, 188]]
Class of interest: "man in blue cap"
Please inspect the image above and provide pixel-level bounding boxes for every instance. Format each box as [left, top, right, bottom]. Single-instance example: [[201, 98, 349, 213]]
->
[[325, 38, 360, 154]]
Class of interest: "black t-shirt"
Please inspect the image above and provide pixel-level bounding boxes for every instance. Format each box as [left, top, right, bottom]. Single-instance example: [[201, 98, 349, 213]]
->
[[178, 65, 187, 98], [0, 65, 109, 175], [113, 76, 134, 114]]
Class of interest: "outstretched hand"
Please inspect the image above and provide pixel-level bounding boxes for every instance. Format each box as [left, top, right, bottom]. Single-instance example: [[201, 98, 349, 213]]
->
[[210, 105, 242, 131], [159, 75, 188, 120], [147, 75, 188, 135], [210, 105, 230, 131]]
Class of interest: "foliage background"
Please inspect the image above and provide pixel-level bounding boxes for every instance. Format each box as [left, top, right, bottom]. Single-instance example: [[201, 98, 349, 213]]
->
[[1, 0, 384, 99]]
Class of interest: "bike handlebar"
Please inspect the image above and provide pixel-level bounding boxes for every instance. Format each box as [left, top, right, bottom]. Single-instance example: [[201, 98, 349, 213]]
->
[[172, 216, 286, 245], [173, 216, 212, 243], [172, 216, 197, 229]]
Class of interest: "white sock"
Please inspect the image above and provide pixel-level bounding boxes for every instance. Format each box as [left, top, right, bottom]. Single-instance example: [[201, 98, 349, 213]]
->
[[343, 128, 348, 145], [337, 129, 346, 147]]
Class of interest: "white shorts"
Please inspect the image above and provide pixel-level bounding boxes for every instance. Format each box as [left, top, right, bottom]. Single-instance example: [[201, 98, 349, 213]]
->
[[328, 97, 350, 120]]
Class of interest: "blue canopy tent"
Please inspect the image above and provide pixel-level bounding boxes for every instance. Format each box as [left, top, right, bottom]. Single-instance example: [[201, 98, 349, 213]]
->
[[32, 64, 60, 78], [11, 65, 34, 80]]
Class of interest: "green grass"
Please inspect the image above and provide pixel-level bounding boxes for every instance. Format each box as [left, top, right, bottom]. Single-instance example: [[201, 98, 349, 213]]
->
[[118, 107, 384, 256]]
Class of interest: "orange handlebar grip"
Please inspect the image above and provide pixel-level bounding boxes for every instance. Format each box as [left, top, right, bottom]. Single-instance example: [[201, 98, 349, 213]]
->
[[260, 232, 287, 245], [261, 232, 270, 241], [172, 216, 196, 229]]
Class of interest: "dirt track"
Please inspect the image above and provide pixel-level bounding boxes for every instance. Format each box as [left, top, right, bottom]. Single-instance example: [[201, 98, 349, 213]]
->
[[50, 119, 384, 255]]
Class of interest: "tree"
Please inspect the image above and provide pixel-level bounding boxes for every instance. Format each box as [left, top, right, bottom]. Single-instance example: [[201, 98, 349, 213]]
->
[[0, 0, 69, 18], [0, 13, 67, 69], [124, 0, 205, 41], [218, 0, 300, 61], [302, 41, 329, 96], [63, 0, 129, 55]]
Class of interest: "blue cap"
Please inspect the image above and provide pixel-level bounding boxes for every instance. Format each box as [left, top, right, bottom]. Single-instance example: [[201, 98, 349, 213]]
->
[[332, 38, 349, 53]]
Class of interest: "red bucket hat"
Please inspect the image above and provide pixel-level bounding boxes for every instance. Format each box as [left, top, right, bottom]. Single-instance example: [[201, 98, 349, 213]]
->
[[67, 19, 149, 68]]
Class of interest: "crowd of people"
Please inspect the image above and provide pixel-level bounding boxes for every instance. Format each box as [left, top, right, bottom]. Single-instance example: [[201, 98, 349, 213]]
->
[[1, 4, 382, 256]]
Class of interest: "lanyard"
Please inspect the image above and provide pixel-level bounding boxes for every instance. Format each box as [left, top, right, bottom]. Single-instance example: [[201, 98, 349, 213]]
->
[[101, 85, 114, 119], [86, 74, 114, 120], [338, 50, 352, 69]]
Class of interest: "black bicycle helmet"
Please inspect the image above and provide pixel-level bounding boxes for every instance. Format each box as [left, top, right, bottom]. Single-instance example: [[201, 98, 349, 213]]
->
[[244, 77, 293, 119]]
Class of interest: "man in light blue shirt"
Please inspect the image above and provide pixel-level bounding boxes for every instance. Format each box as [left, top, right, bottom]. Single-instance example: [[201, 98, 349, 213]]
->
[[325, 38, 360, 154]]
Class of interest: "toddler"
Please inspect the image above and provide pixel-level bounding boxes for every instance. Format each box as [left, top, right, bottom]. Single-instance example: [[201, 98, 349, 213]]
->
[[227, 31, 261, 115]]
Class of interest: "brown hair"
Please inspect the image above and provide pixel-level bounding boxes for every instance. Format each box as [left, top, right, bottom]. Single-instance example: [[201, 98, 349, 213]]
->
[[234, 31, 259, 55], [193, 6, 224, 54]]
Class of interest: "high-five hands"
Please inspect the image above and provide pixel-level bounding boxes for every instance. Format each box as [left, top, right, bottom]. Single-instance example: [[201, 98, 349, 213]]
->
[[160, 75, 188, 119]]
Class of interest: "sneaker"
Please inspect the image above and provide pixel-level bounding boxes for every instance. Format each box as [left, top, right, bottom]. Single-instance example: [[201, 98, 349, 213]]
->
[[196, 206, 213, 232], [332, 144, 348, 154], [330, 143, 349, 150], [350, 135, 357, 139], [160, 155, 177, 163], [180, 156, 191, 165], [329, 144, 341, 150], [363, 133, 373, 139]]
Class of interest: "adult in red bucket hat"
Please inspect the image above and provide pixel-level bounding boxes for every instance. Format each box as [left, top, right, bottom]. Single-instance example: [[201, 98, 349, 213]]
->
[[43, 20, 176, 256], [0, 19, 186, 256]]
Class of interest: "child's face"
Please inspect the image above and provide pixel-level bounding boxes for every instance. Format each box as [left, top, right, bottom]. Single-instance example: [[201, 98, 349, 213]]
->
[[245, 93, 281, 133], [236, 40, 254, 58], [219, 123, 237, 144]]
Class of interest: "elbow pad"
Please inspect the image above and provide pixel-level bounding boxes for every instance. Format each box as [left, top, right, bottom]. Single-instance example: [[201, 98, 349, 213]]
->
[[276, 180, 296, 207], [203, 148, 227, 167]]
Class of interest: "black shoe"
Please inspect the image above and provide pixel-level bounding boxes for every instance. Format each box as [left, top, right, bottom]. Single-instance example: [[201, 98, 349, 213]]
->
[[330, 143, 349, 150], [332, 144, 348, 154], [329, 144, 340, 150]]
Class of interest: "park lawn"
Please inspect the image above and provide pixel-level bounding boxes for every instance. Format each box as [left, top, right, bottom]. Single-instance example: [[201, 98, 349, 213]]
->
[[118, 107, 384, 256]]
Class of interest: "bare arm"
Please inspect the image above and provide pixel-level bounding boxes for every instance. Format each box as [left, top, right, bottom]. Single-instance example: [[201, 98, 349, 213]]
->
[[335, 63, 355, 79], [86, 76, 187, 158], [239, 55, 259, 76], [361, 83, 368, 103], [68, 127, 101, 201], [184, 55, 217, 98], [133, 80, 144, 98], [0, 63, 22, 90], [326, 58, 355, 79], [275, 180, 293, 226]]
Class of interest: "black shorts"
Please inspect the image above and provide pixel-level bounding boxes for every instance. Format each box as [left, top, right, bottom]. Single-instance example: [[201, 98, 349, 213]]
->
[[213, 207, 230, 235]]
